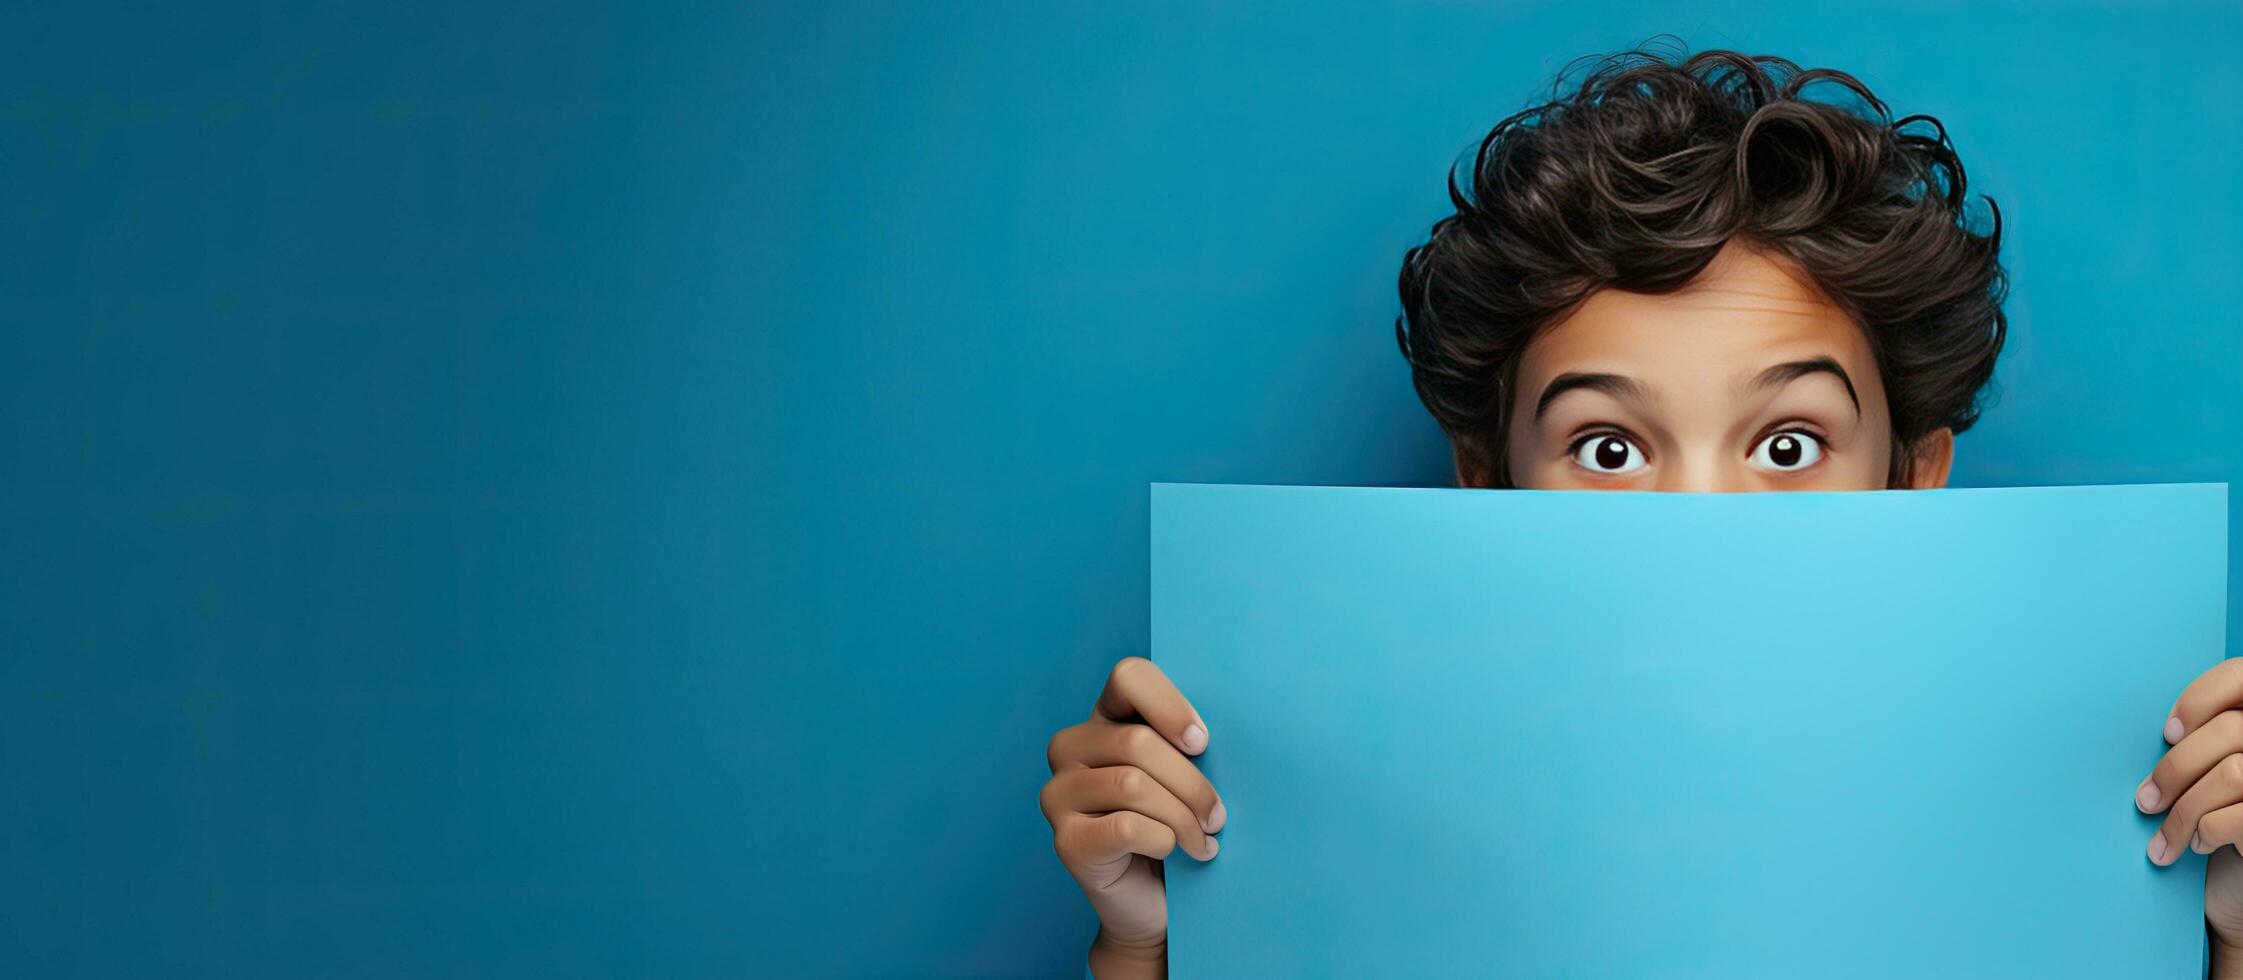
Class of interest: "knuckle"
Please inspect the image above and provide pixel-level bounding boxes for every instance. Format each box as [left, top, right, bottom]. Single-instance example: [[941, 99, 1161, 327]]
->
[[1047, 724, 1090, 771], [2221, 755, 2243, 787], [1110, 765, 1148, 798], [1113, 812, 1168, 852], [1119, 722, 1163, 757], [1038, 775, 1066, 820], [1093, 812, 1135, 849], [1053, 816, 1088, 861], [1113, 656, 1152, 683], [1046, 730, 1067, 771]]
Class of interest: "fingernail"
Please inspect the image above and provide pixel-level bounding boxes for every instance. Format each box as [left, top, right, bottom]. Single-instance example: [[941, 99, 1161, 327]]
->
[[2138, 777, 2162, 812], [1201, 836, 1219, 860], [2149, 833, 2169, 864], [2195, 832, 2210, 855], [1181, 724, 1207, 754], [2167, 716, 2185, 744], [1205, 800, 1227, 834]]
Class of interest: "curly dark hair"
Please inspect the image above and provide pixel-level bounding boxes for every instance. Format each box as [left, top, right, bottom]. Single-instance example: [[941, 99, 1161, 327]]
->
[[1395, 41, 2008, 487]]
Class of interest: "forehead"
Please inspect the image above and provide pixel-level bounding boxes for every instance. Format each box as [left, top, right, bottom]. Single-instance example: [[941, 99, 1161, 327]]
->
[[1521, 243, 1875, 384]]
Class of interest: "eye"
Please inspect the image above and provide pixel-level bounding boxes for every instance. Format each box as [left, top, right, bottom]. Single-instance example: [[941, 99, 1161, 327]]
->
[[1570, 434, 1647, 474], [1749, 430, 1825, 472]]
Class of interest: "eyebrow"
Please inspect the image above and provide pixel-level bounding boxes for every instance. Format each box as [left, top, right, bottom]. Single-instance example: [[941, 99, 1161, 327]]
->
[[1533, 372, 1652, 421], [1748, 357, 1860, 415]]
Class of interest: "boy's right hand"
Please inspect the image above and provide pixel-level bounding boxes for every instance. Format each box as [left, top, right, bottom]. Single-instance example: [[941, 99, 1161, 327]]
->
[[1041, 657, 1224, 977]]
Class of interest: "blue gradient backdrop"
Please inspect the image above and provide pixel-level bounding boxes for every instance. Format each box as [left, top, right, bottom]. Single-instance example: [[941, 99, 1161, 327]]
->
[[4, 2, 2238, 976]]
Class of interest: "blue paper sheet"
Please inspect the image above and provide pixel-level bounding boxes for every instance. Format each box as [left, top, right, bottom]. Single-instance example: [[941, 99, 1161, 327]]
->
[[1154, 483, 2227, 977]]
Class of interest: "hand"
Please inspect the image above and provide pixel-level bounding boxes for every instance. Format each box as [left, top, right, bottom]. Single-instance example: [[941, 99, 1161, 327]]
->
[[1041, 657, 1225, 977], [2136, 658, 2243, 962]]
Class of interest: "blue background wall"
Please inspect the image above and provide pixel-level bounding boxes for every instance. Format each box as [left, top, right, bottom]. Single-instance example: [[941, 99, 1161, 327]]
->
[[5, 2, 2238, 975]]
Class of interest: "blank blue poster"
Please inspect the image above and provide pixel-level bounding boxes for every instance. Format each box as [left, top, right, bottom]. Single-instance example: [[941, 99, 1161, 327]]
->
[[1154, 483, 2227, 977]]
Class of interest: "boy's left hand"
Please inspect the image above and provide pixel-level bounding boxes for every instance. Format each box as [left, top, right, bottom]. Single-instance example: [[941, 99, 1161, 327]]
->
[[2137, 657, 2243, 950]]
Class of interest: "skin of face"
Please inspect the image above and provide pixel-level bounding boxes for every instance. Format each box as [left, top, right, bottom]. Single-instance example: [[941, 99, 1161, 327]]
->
[[1474, 239, 1955, 492]]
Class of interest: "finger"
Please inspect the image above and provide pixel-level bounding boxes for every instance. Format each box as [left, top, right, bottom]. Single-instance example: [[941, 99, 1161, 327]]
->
[[1053, 810, 1180, 879], [2193, 803, 2243, 855], [2166, 659, 2243, 745], [2153, 753, 2243, 866], [1050, 721, 1226, 833], [1094, 657, 1209, 756], [1042, 766, 1217, 861], [2141, 709, 2243, 814]]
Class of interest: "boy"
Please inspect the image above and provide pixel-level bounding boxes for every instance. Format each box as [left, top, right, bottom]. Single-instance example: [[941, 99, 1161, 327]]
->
[[1039, 44, 2243, 977]]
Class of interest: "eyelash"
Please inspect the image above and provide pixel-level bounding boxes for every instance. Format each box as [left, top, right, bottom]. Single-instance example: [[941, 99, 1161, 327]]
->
[[1563, 424, 1832, 467], [1756, 423, 1829, 451], [1751, 424, 1831, 475], [1567, 427, 1648, 466]]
